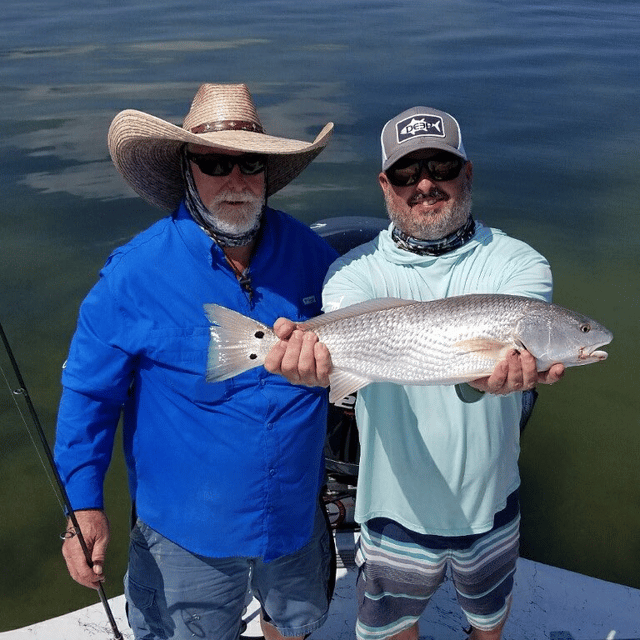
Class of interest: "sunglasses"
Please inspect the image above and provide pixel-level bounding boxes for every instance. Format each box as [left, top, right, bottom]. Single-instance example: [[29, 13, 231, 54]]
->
[[385, 153, 465, 187], [187, 152, 267, 177]]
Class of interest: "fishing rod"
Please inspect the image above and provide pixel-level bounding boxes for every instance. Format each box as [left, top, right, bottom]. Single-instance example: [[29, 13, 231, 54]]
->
[[0, 321, 124, 640]]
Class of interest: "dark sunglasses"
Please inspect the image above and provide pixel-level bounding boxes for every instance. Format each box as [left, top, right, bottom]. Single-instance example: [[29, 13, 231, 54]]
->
[[386, 153, 465, 187], [187, 152, 267, 177]]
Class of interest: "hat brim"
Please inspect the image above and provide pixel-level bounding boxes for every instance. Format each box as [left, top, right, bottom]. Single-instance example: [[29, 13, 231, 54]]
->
[[108, 110, 334, 211], [382, 137, 467, 171]]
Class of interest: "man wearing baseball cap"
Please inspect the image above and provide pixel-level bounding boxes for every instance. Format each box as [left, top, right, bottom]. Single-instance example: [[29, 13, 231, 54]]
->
[[280, 106, 564, 640]]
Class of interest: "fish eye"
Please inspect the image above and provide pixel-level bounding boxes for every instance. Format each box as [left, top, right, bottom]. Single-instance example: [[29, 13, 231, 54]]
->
[[579, 323, 591, 333]]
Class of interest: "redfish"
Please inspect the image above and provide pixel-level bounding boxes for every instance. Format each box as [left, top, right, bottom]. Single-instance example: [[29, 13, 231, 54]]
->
[[204, 294, 612, 403]]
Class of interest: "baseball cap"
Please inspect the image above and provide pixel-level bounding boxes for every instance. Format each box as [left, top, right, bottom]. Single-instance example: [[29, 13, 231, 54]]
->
[[381, 106, 467, 170]]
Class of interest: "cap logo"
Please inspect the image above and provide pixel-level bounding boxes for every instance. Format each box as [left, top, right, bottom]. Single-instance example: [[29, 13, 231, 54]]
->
[[396, 115, 444, 143]]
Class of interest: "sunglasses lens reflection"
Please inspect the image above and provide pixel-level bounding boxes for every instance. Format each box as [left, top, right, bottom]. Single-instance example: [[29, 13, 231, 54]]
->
[[387, 155, 464, 186], [189, 154, 267, 177]]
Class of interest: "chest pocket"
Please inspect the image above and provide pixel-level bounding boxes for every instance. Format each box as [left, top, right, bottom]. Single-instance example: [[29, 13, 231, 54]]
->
[[142, 326, 231, 405]]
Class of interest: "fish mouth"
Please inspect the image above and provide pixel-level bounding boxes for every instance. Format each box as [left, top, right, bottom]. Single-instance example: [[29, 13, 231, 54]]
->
[[579, 344, 609, 361]]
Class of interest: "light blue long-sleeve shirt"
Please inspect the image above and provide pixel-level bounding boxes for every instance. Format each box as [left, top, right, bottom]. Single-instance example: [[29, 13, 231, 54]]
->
[[323, 221, 552, 536]]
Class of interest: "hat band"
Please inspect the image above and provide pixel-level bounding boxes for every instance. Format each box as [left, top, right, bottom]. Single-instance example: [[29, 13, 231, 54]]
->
[[189, 120, 265, 134]]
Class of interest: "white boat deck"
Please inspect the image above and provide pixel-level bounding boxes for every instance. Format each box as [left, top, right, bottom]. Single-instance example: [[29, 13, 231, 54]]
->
[[2, 531, 639, 640]]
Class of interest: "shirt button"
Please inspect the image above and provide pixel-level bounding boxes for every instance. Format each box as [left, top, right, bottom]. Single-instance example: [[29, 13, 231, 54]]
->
[[269, 469, 275, 477], [267, 422, 273, 430]]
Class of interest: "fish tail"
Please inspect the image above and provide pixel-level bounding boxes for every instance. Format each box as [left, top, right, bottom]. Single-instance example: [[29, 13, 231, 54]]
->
[[203, 304, 276, 382]]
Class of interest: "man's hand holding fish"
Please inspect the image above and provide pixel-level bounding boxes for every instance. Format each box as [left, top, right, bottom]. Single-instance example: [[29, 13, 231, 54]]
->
[[468, 348, 565, 395], [264, 318, 332, 387]]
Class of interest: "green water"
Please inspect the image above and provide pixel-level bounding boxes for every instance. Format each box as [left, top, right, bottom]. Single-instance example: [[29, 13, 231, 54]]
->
[[1, 0, 639, 631]]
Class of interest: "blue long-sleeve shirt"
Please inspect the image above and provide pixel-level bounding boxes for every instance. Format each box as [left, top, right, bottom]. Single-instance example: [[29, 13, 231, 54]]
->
[[54, 203, 338, 561]]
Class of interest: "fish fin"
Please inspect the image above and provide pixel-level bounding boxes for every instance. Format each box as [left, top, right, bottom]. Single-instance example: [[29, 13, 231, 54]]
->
[[203, 304, 275, 382], [328, 369, 372, 404], [299, 298, 416, 332], [452, 338, 511, 358]]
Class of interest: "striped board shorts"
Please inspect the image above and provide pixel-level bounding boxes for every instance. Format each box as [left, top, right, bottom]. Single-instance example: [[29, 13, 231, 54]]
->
[[355, 490, 520, 640]]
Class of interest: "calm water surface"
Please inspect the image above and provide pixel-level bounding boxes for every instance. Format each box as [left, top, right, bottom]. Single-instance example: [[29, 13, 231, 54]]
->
[[1, 0, 639, 631]]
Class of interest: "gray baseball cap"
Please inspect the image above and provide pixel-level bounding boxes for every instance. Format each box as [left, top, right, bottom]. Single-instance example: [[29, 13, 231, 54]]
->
[[381, 106, 467, 170]]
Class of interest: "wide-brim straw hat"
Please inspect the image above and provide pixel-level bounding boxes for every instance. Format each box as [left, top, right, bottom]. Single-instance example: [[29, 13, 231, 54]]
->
[[108, 83, 334, 211]]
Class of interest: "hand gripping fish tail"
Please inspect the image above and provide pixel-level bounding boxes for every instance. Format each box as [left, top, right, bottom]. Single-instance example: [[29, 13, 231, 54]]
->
[[204, 303, 279, 382]]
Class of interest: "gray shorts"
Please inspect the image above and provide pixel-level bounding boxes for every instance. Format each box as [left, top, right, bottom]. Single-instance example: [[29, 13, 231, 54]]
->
[[355, 491, 520, 639], [125, 502, 333, 640]]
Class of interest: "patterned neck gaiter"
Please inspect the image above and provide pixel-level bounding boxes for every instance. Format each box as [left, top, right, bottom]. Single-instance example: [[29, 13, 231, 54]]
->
[[391, 216, 476, 256]]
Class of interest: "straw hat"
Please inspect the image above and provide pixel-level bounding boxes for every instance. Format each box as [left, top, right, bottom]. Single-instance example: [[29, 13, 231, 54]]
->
[[108, 83, 334, 211]]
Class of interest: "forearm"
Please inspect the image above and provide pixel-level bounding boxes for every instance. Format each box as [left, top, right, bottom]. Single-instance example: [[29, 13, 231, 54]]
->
[[54, 387, 123, 510]]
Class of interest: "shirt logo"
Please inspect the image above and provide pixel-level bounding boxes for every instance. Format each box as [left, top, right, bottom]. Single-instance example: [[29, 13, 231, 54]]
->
[[303, 296, 317, 305], [396, 115, 444, 143]]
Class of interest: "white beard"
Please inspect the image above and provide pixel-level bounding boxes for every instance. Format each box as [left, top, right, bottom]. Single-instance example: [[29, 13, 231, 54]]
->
[[203, 188, 265, 235]]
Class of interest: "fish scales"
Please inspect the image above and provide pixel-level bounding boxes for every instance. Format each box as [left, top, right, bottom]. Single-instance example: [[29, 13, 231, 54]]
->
[[302, 295, 529, 385], [203, 294, 612, 403]]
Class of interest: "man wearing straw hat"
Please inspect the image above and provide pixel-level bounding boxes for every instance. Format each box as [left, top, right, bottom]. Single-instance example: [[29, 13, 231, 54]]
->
[[54, 83, 338, 640]]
